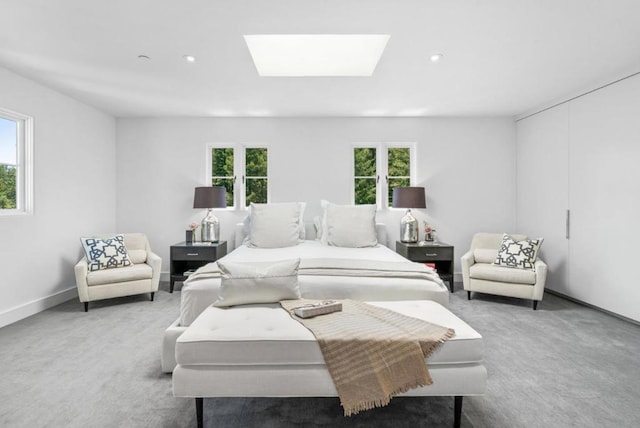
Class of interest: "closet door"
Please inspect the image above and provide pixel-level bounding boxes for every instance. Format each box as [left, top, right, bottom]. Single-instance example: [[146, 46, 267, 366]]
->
[[569, 75, 640, 321], [516, 105, 569, 294]]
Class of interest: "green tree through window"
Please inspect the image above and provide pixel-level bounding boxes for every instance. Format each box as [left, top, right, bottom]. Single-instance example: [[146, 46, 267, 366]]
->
[[209, 145, 268, 207], [387, 147, 411, 205], [353, 145, 413, 207], [245, 148, 268, 205], [354, 147, 377, 204], [211, 147, 235, 207], [0, 116, 17, 209], [0, 165, 16, 209]]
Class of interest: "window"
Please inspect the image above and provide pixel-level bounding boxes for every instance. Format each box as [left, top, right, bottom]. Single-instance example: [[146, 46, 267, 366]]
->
[[353, 147, 377, 205], [208, 145, 268, 208], [353, 144, 414, 208], [210, 147, 235, 207], [386, 147, 411, 206], [245, 147, 268, 206], [0, 108, 32, 215]]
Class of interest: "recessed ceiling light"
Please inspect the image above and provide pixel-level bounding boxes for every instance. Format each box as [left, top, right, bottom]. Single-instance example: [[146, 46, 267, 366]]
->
[[137, 54, 150, 60], [244, 34, 390, 77], [430, 53, 444, 63], [183, 55, 196, 63]]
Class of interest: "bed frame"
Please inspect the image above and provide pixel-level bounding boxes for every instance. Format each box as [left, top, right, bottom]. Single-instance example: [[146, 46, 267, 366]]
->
[[172, 301, 486, 427]]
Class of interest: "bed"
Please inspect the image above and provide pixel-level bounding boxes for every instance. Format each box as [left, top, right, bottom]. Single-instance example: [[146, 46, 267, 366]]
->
[[161, 202, 450, 372]]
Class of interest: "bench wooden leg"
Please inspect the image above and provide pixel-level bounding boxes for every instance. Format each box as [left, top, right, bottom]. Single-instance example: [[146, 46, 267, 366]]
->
[[454, 396, 463, 428], [195, 397, 203, 428]]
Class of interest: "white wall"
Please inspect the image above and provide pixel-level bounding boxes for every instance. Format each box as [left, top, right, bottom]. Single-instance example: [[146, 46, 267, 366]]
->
[[0, 66, 116, 327], [116, 117, 516, 278]]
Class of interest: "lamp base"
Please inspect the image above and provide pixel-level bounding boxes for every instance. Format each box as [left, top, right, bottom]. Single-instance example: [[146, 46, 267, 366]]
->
[[201, 209, 220, 243], [400, 209, 419, 243]]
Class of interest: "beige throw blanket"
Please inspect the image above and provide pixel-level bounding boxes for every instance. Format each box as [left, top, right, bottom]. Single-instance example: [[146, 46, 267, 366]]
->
[[280, 299, 455, 416]]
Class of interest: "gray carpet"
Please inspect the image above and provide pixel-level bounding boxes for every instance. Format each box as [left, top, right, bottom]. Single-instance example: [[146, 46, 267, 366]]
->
[[1, 282, 639, 428]]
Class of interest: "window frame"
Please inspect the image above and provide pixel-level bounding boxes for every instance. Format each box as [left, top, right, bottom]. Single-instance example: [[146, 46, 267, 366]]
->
[[0, 108, 33, 216], [205, 143, 270, 210], [351, 142, 416, 209]]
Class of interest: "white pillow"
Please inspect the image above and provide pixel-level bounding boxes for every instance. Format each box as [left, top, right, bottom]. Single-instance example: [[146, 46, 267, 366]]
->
[[249, 202, 303, 248], [473, 248, 498, 264], [213, 259, 301, 307], [322, 201, 378, 248], [243, 202, 306, 246]]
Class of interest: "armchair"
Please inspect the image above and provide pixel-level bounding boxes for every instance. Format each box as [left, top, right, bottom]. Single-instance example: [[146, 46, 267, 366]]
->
[[74, 233, 162, 312], [461, 233, 547, 310]]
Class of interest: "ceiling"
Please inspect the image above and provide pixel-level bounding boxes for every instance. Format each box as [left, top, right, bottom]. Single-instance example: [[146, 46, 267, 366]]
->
[[1, 0, 639, 118]]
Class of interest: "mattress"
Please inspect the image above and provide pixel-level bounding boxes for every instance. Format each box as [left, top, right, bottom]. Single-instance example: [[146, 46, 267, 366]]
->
[[180, 241, 449, 326]]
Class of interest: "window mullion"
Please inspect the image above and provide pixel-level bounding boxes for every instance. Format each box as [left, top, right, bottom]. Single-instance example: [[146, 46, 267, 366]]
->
[[236, 145, 245, 209], [379, 144, 388, 209]]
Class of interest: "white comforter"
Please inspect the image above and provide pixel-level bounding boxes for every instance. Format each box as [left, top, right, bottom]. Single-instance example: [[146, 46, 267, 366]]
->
[[180, 241, 449, 326]]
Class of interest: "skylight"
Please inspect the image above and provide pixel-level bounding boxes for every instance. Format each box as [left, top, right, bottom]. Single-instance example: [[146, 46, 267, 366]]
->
[[244, 34, 390, 77]]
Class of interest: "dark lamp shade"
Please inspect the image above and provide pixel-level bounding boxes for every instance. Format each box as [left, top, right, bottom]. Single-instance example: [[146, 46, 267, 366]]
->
[[392, 187, 426, 209], [193, 186, 227, 209]]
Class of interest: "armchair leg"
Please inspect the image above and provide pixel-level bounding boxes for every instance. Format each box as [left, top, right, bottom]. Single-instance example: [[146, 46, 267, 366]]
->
[[532, 300, 538, 310], [150, 292, 155, 302], [467, 291, 471, 300], [84, 302, 88, 312]]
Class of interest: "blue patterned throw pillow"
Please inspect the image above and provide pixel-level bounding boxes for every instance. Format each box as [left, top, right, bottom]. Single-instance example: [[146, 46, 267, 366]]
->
[[493, 233, 543, 270], [81, 235, 132, 272]]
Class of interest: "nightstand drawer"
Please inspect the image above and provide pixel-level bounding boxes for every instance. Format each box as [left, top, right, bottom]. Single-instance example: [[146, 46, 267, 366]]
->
[[171, 246, 219, 261], [406, 246, 453, 261]]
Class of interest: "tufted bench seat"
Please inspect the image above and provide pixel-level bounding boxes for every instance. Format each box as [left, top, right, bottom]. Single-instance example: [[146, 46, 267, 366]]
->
[[173, 300, 486, 428]]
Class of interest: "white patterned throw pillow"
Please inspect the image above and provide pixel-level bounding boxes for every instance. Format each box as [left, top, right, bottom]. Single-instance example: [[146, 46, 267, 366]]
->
[[81, 235, 133, 272], [493, 233, 543, 270]]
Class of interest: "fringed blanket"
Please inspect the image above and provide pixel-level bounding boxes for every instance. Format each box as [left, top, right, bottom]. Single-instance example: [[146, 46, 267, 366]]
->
[[279, 299, 455, 416]]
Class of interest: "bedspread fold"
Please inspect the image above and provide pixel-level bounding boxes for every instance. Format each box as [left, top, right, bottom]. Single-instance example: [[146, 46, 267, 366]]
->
[[186, 257, 442, 285]]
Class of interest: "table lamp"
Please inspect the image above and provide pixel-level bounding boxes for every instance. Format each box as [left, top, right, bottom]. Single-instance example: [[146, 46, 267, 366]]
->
[[392, 187, 426, 243], [193, 186, 227, 242]]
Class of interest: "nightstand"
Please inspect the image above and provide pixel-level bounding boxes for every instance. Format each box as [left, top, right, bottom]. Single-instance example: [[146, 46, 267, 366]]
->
[[169, 241, 227, 293], [396, 241, 455, 292]]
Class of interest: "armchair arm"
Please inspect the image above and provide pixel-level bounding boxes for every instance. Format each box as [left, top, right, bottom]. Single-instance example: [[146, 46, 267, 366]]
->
[[532, 259, 548, 301], [460, 250, 475, 290], [146, 251, 162, 292], [74, 258, 90, 302]]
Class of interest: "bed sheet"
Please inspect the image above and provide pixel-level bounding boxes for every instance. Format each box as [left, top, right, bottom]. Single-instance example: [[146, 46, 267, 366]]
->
[[180, 241, 449, 326]]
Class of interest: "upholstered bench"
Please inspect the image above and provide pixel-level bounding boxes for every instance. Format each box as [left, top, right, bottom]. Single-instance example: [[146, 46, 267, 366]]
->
[[173, 300, 486, 428]]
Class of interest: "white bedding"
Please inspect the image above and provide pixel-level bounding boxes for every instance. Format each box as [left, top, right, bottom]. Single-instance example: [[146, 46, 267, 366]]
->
[[180, 241, 449, 326]]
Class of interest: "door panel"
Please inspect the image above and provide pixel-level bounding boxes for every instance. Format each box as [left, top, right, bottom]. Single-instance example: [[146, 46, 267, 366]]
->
[[516, 104, 569, 294], [569, 75, 640, 321]]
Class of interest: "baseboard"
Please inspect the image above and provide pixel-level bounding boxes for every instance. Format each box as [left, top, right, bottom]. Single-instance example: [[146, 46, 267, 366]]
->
[[0, 287, 78, 328], [545, 289, 640, 326], [161, 271, 169, 282]]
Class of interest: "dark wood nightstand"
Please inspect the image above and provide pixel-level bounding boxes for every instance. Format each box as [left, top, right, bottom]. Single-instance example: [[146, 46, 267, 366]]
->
[[169, 241, 227, 293], [396, 241, 455, 292]]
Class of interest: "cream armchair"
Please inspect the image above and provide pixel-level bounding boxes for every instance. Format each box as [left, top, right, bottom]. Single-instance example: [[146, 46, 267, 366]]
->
[[461, 233, 547, 310], [74, 233, 162, 312]]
